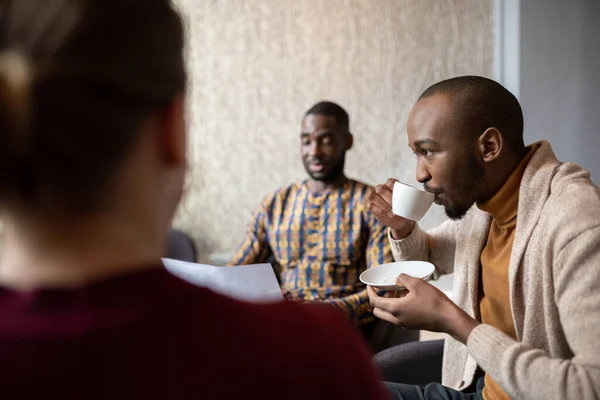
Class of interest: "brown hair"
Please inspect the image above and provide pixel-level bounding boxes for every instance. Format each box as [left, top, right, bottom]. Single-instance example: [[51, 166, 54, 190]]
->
[[0, 0, 186, 213]]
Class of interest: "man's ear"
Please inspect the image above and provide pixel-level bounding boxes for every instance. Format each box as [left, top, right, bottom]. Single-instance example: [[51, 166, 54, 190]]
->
[[159, 95, 186, 166], [345, 133, 354, 151], [478, 127, 503, 163]]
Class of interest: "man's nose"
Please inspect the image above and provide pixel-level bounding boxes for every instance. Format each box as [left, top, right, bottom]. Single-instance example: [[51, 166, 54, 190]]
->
[[416, 158, 431, 183], [309, 141, 323, 158]]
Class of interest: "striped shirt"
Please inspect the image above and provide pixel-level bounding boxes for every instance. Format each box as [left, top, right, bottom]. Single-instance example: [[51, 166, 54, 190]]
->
[[230, 179, 393, 326]]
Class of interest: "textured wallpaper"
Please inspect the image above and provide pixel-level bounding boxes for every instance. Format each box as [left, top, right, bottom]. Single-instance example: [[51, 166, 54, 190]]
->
[[173, 0, 493, 263]]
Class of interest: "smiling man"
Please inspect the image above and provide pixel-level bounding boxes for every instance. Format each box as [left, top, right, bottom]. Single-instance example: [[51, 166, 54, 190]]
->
[[230, 101, 393, 329], [367, 76, 600, 399]]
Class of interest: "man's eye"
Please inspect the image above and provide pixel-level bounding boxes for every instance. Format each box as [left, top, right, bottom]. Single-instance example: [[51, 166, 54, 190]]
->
[[321, 138, 333, 145], [412, 149, 434, 158]]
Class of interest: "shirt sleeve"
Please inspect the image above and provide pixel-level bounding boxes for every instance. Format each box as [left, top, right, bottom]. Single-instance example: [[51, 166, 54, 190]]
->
[[324, 201, 395, 326], [323, 289, 372, 326], [228, 201, 272, 266], [387, 218, 461, 276], [365, 202, 395, 268]]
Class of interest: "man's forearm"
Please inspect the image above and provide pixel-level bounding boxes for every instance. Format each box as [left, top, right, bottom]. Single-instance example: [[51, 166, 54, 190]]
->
[[228, 238, 265, 266]]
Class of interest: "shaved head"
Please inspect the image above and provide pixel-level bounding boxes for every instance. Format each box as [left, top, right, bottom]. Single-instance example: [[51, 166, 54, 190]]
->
[[419, 76, 524, 154]]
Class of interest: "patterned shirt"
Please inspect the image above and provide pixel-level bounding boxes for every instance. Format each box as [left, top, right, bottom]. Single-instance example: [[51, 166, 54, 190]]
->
[[230, 179, 393, 326]]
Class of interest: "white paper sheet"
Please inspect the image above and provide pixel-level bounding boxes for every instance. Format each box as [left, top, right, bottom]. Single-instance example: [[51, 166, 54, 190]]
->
[[162, 258, 283, 303]]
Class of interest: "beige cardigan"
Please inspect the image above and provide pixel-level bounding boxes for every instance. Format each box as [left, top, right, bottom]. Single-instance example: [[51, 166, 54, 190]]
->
[[389, 141, 600, 399]]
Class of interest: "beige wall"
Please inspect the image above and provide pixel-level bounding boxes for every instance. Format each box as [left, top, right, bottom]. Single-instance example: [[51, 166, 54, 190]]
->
[[173, 0, 494, 262]]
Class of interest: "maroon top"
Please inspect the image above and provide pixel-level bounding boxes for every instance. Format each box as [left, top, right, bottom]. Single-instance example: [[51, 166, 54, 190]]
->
[[0, 267, 388, 399]]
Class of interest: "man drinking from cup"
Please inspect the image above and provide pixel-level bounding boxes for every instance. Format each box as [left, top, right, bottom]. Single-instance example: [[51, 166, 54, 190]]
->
[[367, 76, 600, 399]]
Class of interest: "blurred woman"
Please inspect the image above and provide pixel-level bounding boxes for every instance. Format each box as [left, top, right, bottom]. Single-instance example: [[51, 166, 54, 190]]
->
[[0, 1, 387, 398]]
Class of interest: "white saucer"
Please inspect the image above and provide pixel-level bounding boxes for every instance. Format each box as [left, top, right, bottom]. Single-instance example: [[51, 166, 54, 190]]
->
[[360, 261, 435, 290]]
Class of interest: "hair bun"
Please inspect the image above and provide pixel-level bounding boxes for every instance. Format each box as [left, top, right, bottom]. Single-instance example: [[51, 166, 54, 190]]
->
[[0, 51, 31, 134], [0, 51, 32, 194]]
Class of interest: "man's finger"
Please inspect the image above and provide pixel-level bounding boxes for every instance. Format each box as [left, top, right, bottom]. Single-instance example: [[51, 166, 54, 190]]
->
[[368, 203, 390, 219], [396, 273, 420, 291], [368, 286, 407, 311], [375, 184, 393, 204], [385, 178, 399, 190], [369, 203, 396, 224], [373, 307, 402, 326], [366, 285, 380, 301], [367, 285, 393, 307], [368, 192, 392, 212]]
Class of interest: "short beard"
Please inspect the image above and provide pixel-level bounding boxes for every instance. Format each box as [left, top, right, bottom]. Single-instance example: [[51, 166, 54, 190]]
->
[[444, 152, 485, 220], [305, 155, 345, 182]]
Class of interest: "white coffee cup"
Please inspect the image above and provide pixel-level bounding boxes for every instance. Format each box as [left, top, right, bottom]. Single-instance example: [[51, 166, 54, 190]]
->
[[392, 181, 435, 221]]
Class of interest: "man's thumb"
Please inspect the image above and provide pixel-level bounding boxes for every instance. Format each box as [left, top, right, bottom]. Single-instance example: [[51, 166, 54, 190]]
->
[[395, 273, 418, 290]]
